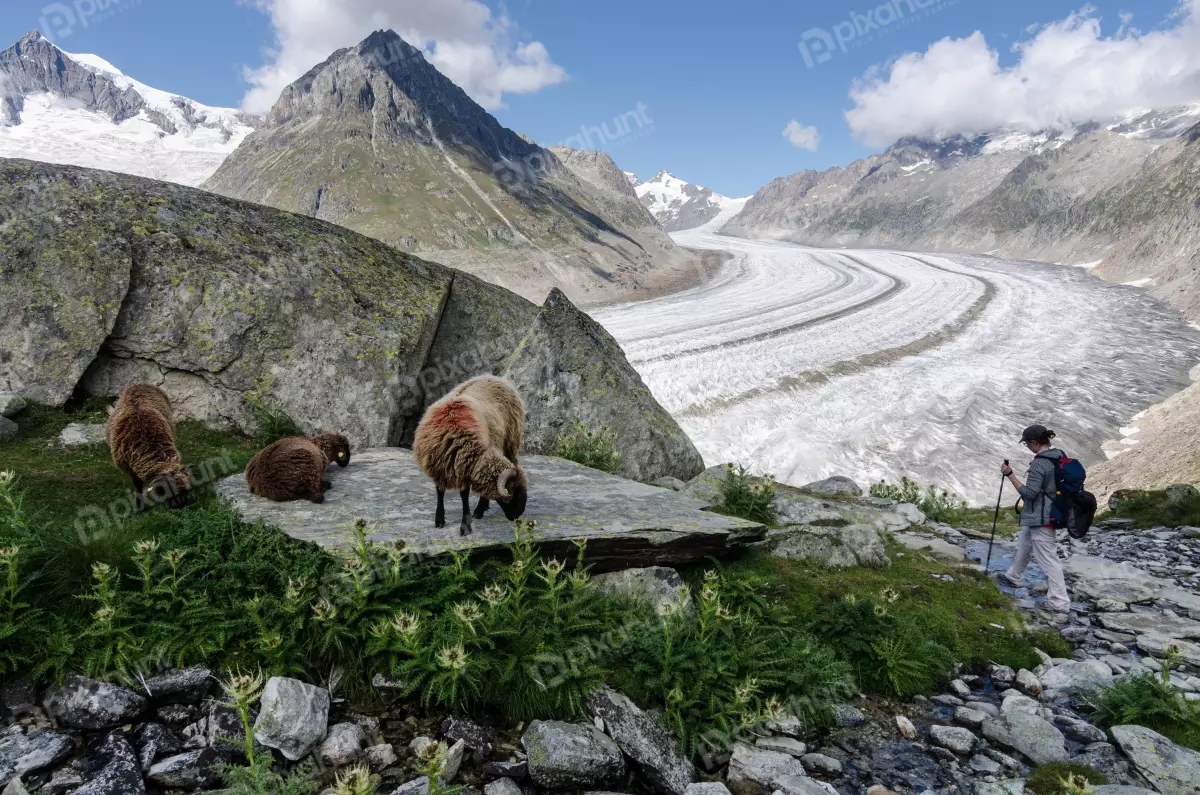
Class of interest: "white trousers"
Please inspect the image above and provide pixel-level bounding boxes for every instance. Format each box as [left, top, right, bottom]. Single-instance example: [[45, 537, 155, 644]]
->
[[1007, 526, 1071, 613]]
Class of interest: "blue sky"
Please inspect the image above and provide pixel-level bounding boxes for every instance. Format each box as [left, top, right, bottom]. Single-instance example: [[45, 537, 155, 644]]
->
[[0, 0, 1191, 196]]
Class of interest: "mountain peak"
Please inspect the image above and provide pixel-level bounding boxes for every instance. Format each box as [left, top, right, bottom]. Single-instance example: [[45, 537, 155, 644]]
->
[[18, 29, 47, 46], [635, 170, 746, 232]]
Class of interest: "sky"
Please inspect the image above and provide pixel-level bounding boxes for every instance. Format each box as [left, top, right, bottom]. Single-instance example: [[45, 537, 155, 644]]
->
[[1, 0, 1197, 197]]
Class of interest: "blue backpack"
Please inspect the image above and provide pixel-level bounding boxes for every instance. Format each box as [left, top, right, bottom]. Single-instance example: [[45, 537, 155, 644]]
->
[[1037, 452, 1097, 538]]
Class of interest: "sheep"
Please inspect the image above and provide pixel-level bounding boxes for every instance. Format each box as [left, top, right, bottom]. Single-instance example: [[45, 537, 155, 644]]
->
[[245, 433, 351, 503], [413, 375, 528, 535], [106, 384, 191, 511]]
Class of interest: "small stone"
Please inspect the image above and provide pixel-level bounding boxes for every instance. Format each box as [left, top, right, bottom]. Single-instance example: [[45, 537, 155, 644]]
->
[[442, 716, 496, 764], [930, 694, 964, 707], [949, 679, 972, 699], [484, 779, 524, 795], [990, 665, 1017, 685], [1109, 642, 1129, 654], [134, 722, 181, 772], [653, 477, 687, 491], [799, 753, 842, 776], [831, 704, 866, 728], [521, 721, 625, 791], [930, 725, 976, 755], [953, 707, 988, 728], [59, 423, 107, 447], [73, 733, 145, 795], [372, 672, 407, 701], [2, 777, 29, 795], [969, 754, 1002, 774], [1054, 716, 1107, 745], [0, 395, 27, 419], [319, 722, 368, 767], [1038, 660, 1113, 696], [443, 739, 466, 783], [1016, 669, 1042, 695], [140, 667, 212, 706], [1097, 599, 1128, 612], [755, 737, 806, 757], [728, 743, 808, 795], [590, 568, 691, 614], [895, 715, 918, 740], [364, 743, 397, 772], [585, 686, 693, 795], [800, 476, 862, 497], [482, 760, 528, 779], [145, 748, 222, 789]]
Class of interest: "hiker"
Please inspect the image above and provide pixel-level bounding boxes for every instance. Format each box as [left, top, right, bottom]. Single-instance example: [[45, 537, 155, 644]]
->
[[997, 424, 1072, 623]]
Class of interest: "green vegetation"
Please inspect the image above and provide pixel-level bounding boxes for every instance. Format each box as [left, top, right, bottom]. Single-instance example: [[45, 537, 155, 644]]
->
[[869, 477, 967, 523], [712, 464, 779, 526], [552, 420, 622, 474], [0, 404, 1052, 775], [1091, 648, 1200, 750], [722, 545, 1066, 680], [1026, 762, 1108, 795], [1106, 487, 1200, 529], [251, 401, 303, 446]]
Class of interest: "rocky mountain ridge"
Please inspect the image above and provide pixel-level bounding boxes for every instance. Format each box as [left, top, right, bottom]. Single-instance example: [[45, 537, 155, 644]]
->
[[203, 30, 696, 306], [0, 31, 256, 186], [724, 106, 1200, 322]]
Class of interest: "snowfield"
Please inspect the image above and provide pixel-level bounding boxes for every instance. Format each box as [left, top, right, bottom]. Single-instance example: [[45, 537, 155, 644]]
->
[[593, 227, 1200, 503]]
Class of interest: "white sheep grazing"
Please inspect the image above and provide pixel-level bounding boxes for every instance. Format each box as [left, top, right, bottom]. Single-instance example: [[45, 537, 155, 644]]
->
[[412, 375, 528, 535]]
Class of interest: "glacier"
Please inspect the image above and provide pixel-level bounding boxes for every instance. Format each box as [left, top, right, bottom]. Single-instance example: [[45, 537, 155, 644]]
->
[[593, 222, 1200, 504]]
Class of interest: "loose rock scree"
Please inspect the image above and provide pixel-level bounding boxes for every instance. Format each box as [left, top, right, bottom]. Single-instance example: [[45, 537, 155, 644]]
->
[[413, 375, 528, 535], [245, 433, 352, 504], [105, 384, 191, 511]]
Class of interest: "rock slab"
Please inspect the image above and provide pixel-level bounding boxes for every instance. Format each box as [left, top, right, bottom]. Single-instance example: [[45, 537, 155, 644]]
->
[[981, 712, 1067, 765], [219, 449, 764, 569], [1111, 724, 1200, 795], [586, 687, 693, 795]]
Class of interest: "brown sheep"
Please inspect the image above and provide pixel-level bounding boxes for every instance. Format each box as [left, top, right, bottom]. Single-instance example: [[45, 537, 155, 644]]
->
[[106, 384, 191, 511], [413, 375, 527, 535], [245, 433, 351, 503]]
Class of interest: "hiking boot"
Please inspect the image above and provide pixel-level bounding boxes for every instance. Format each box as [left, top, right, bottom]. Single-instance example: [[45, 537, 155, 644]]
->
[[994, 572, 1024, 589]]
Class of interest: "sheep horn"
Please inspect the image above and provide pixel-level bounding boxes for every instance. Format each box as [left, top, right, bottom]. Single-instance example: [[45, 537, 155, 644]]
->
[[497, 468, 516, 498]]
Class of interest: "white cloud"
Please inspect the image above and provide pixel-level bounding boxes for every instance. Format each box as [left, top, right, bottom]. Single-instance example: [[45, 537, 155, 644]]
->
[[783, 120, 821, 151], [845, 0, 1200, 146], [239, 0, 567, 115]]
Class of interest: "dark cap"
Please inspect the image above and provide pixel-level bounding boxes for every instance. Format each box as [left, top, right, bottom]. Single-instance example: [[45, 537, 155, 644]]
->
[[1020, 424, 1050, 443]]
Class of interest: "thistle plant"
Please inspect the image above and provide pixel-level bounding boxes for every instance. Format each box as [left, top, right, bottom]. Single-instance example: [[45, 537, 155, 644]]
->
[[333, 764, 376, 795], [219, 668, 266, 772], [0, 472, 27, 533]]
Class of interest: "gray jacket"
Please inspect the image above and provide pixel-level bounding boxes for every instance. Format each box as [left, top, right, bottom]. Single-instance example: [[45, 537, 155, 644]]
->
[[1018, 448, 1063, 527]]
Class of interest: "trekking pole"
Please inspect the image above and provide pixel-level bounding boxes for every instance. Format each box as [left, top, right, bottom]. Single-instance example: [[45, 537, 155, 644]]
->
[[985, 460, 1008, 573]]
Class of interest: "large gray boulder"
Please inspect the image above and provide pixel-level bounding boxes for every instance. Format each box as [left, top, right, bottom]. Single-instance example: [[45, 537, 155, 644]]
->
[[980, 712, 1067, 765], [253, 677, 330, 762], [504, 288, 704, 483], [1065, 555, 1164, 604], [1111, 725, 1200, 795], [43, 676, 146, 730], [585, 687, 694, 795], [770, 525, 889, 568], [521, 721, 626, 790], [1038, 660, 1113, 696]]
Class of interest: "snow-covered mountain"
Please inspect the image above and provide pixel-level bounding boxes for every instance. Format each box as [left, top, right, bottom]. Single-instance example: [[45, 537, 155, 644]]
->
[[633, 170, 749, 232], [0, 31, 257, 186]]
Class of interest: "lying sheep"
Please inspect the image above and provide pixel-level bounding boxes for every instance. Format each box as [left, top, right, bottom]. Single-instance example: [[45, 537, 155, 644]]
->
[[245, 433, 351, 503], [413, 375, 528, 535], [106, 384, 191, 511]]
